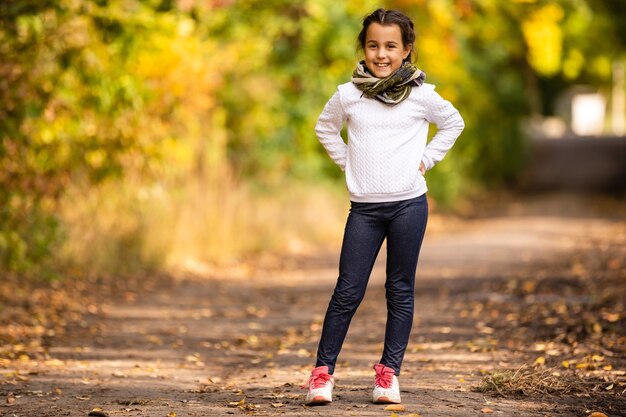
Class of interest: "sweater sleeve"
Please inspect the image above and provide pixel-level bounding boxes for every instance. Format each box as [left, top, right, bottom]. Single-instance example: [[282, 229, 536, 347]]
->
[[315, 90, 348, 171], [421, 88, 465, 171]]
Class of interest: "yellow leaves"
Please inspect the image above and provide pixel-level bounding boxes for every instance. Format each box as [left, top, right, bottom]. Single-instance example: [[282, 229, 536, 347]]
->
[[45, 359, 65, 367], [390, 414, 421, 417], [227, 398, 245, 407], [384, 404, 406, 411], [591, 322, 603, 334], [87, 409, 108, 417], [184, 353, 204, 367], [146, 335, 163, 346], [522, 4, 564, 76], [168, 412, 177, 417], [533, 356, 546, 366], [226, 397, 260, 413], [602, 312, 620, 322]]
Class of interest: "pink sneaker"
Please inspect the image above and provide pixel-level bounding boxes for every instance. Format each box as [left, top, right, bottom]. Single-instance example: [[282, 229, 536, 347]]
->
[[303, 365, 334, 405], [372, 364, 401, 404]]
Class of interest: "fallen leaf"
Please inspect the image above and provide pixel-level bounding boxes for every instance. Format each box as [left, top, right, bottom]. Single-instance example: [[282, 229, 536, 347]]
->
[[168, 412, 177, 417], [481, 407, 494, 413], [228, 399, 245, 407], [589, 413, 608, 417], [6, 393, 15, 405], [271, 402, 284, 408], [605, 384, 614, 390], [88, 410, 108, 417], [385, 404, 406, 411], [407, 414, 422, 417], [533, 356, 545, 366]]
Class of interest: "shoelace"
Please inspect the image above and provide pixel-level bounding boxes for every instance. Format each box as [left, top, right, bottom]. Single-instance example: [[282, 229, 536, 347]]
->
[[374, 364, 394, 389], [301, 372, 332, 389]]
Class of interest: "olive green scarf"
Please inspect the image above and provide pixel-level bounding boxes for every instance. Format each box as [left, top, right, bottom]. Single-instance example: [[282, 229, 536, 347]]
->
[[352, 60, 426, 105]]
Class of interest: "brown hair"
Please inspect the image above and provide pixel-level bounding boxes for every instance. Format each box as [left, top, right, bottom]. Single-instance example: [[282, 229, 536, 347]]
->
[[357, 8, 416, 63]]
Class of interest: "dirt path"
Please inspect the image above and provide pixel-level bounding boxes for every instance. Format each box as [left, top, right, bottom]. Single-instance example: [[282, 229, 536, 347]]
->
[[2, 194, 625, 417]]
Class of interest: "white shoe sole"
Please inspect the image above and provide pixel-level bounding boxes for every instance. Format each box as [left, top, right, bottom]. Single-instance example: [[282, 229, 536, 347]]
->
[[373, 395, 401, 404], [306, 395, 332, 405]]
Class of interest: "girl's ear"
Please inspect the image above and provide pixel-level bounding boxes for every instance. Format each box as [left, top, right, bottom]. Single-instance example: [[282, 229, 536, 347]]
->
[[403, 44, 413, 60]]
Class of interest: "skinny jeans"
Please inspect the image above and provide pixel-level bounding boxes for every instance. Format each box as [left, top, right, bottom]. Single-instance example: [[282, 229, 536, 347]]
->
[[316, 194, 428, 376]]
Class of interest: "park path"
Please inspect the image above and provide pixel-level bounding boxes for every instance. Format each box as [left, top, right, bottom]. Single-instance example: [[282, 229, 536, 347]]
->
[[2, 193, 625, 417]]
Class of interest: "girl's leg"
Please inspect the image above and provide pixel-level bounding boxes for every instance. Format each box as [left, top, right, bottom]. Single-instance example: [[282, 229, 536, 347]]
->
[[380, 194, 428, 375], [316, 202, 386, 374]]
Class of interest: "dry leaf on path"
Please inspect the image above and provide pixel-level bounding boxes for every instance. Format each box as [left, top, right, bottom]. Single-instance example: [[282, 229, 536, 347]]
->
[[481, 407, 494, 413], [168, 412, 177, 417], [87, 410, 108, 417], [384, 404, 406, 411], [589, 412, 608, 417], [228, 399, 245, 407], [271, 402, 284, 408], [6, 393, 15, 405]]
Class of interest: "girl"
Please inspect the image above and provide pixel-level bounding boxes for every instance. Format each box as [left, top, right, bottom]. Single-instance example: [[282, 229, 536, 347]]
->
[[304, 8, 464, 405]]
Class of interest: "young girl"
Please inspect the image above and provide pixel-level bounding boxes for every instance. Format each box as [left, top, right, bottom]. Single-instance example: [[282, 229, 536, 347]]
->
[[304, 8, 464, 405]]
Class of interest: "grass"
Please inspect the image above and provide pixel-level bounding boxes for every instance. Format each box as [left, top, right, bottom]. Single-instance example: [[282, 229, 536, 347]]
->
[[58, 175, 349, 277], [474, 365, 617, 397]]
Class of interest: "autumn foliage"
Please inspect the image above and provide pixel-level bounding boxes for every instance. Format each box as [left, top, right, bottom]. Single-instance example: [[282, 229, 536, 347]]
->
[[1, 0, 625, 275]]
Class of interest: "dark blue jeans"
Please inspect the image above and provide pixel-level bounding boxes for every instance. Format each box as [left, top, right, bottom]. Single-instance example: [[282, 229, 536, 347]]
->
[[315, 194, 428, 376]]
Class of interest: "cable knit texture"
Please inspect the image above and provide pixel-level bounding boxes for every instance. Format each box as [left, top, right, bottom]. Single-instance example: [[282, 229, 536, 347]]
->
[[315, 81, 464, 203]]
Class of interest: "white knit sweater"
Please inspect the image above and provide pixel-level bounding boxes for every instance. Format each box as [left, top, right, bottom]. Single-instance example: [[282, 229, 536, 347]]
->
[[315, 81, 465, 203]]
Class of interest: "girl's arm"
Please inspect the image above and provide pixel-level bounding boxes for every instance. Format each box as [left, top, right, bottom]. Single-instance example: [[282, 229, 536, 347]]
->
[[315, 91, 348, 171], [421, 88, 465, 171]]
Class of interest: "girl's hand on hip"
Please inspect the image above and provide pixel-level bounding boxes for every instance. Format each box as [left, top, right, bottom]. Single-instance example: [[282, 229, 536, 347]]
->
[[419, 162, 426, 175]]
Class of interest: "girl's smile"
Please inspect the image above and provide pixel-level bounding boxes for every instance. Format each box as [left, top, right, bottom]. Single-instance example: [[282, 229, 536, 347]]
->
[[364, 22, 412, 78]]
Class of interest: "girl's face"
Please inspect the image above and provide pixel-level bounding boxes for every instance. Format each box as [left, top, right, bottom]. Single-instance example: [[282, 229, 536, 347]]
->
[[364, 22, 412, 78]]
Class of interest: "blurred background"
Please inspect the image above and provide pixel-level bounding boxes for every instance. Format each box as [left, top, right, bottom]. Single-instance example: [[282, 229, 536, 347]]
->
[[1, 0, 625, 279]]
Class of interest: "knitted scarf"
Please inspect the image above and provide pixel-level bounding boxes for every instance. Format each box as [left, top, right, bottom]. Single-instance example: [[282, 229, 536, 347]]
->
[[352, 60, 426, 105]]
